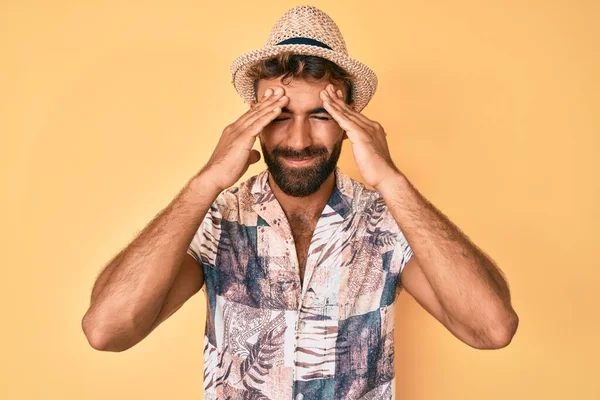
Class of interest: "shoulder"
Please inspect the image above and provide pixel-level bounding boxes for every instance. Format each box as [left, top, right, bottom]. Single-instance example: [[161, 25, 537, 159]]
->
[[209, 171, 265, 218], [343, 173, 388, 218], [345, 175, 409, 251]]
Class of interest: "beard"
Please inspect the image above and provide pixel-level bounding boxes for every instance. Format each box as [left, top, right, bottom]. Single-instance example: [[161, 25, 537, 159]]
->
[[260, 138, 343, 197]]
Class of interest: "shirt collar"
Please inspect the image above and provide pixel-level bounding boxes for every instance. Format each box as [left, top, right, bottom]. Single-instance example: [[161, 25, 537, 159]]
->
[[251, 166, 354, 218]]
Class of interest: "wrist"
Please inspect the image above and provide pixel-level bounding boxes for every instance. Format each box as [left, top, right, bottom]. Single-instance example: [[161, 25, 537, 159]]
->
[[375, 170, 410, 197], [186, 171, 223, 201]]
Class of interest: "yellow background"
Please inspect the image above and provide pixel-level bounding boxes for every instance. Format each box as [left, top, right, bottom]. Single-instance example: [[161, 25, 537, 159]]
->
[[2, 0, 598, 399]]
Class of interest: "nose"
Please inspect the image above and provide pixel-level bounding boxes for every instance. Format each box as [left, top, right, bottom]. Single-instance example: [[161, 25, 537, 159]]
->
[[285, 117, 313, 150]]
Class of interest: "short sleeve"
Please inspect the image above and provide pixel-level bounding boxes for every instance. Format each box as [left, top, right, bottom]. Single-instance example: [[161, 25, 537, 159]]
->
[[365, 192, 414, 301], [186, 201, 223, 268], [395, 226, 413, 275], [380, 207, 413, 296], [366, 193, 413, 276]]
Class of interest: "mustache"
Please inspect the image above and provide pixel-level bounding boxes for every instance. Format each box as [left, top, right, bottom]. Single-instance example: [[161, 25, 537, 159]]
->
[[271, 146, 328, 159]]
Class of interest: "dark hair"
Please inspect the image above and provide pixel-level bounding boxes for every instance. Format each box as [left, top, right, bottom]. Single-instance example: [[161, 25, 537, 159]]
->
[[248, 52, 354, 105]]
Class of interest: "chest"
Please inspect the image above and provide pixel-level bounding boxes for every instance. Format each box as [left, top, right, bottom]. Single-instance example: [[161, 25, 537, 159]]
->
[[289, 217, 317, 280], [211, 211, 403, 318]]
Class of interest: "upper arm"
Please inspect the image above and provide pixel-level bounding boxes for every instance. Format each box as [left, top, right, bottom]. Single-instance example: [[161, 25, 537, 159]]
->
[[148, 195, 223, 333], [401, 256, 449, 328], [148, 254, 205, 332]]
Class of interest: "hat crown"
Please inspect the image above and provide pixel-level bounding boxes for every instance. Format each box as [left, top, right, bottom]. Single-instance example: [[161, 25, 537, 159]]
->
[[265, 5, 348, 53]]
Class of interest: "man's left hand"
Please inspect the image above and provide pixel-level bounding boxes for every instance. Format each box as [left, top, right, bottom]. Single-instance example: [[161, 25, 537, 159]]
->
[[320, 84, 400, 190]]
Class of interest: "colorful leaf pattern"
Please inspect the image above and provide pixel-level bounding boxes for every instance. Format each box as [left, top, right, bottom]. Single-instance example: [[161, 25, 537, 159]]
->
[[188, 167, 413, 399]]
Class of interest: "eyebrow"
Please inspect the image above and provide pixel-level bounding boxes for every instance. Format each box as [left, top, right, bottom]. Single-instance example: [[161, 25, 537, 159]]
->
[[280, 106, 330, 115]]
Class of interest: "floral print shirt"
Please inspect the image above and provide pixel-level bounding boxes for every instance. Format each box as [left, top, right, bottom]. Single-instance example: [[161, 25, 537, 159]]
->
[[187, 167, 413, 400]]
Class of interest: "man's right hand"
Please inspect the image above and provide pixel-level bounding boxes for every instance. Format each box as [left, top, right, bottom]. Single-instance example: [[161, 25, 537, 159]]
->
[[199, 86, 289, 192]]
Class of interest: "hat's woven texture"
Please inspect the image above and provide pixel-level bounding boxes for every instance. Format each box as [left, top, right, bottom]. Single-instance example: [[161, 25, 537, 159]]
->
[[265, 5, 348, 52], [230, 5, 378, 112]]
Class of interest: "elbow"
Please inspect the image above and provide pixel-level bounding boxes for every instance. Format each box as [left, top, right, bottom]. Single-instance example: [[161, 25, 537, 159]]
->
[[487, 309, 519, 349], [81, 310, 138, 352], [82, 313, 109, 351], [83, 329, 114, 352]]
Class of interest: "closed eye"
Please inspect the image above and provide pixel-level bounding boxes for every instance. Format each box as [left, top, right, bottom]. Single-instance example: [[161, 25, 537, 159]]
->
[[273, 116, 331, 122]]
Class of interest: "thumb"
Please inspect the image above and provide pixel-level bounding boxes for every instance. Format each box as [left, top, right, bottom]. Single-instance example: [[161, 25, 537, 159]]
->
[[248, 149, 261, 165]]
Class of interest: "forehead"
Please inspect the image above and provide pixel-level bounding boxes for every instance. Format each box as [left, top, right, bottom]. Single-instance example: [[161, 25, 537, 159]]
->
[[256, 77, 343, 110]]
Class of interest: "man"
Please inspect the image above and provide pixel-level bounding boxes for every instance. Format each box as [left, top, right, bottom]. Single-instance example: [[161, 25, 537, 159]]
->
[[82, 5, 518, 399]]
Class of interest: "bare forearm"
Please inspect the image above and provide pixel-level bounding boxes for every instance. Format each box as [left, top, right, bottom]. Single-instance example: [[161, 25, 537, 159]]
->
[[82, 173, 219, 350], [378, 173, 517, 340]]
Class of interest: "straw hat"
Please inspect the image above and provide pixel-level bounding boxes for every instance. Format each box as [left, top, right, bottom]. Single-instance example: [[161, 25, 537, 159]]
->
[[230, 5, 378, 113]]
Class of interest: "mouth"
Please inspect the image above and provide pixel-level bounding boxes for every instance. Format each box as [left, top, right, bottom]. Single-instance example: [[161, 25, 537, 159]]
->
[[281, 156, 317, 167]]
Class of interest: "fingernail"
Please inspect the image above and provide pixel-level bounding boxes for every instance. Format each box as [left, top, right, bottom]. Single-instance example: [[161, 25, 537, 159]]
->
[[264, 89, 272, 98], [273, 88, 282, 95], [337, 90, 343, 98]]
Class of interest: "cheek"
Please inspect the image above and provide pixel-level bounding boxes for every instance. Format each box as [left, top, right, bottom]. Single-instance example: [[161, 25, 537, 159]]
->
[[309, 123, 344, 147], [259, 126, 282, 147], [310, 120, 343, 135], [319, 123, 345, 142]]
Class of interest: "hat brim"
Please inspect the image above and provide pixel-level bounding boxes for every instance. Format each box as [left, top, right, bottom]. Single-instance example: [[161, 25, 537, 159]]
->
[[230, 44, 378, 113]]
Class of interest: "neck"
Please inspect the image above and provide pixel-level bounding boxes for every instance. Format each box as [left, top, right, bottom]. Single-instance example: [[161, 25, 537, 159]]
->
[[268, 170, 336, 220]]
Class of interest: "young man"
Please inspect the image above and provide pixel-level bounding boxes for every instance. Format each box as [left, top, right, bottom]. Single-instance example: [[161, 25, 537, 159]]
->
[[82, 5, 518, 399]]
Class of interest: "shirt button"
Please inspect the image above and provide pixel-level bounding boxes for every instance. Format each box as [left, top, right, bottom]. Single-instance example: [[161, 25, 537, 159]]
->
[[296, 394, 304, 400]]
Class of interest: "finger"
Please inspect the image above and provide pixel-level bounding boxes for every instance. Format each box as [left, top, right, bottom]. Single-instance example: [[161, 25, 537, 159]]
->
[[322, 91, 370, 132], [325, 84, 373, 125], [248, 149, 261, 165], [256, 87, 284, 109], [241, 101, 286, 139], [323, 97, 374, 144], [239, 95, 288, 135], [251, 87, 276, 103], [326, 84, 351, 110], [263, 88, 274, 99], [325, 85, 369, 140], [334, 89, 358, 113], [335, 89, 358, 115], [327, 85, 363, 121], [344, 111, 373, 133], [250, 87, 275, 110], [328, 90, 372, 131], [321, 94, 359, 134], [330, 86, 378, 128], [328, 86, 358, 115], [246, 87, 287, 120], [246, 88, 281, 116], [232, 88, 285, 131]]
